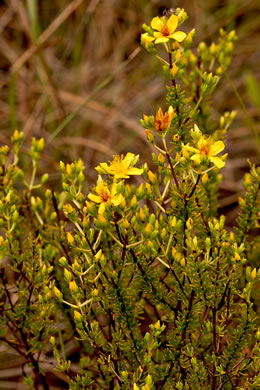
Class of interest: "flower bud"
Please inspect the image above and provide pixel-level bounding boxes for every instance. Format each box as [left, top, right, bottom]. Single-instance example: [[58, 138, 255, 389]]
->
[[66, 232, 74, 244], [64, 268, 72, 283], [158, 153, 165, 164], [74, 311, 82, 321], [145, 183, 152, 195], [53, 286, 63, 301], [202, 173, 208, 184], [145, 223, 152, 234], [130, 195, 138, 208], [122, 219, 130, 229], [59, 256, 68, 267], [148, 170, 156, 184], [139, 208, 145, 222], [170, 63, 178, 78], [69, 280, 78, 292], [251, 268, 256, 280], [95, 249, 103, 261], [186, 217, 193, 230]]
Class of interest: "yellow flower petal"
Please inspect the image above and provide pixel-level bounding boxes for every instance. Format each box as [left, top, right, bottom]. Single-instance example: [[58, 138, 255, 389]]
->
[[182, 144, 198, 154], [171, 31, 187, 42], [88, 193, 101, 203], [167, 14, 178, 33], [96, 153, 142, 180], [124, 153, 135, 166], [209, 156, 225, 168], [151, 16, 163, 31], [98, 162, 109, 172], [210, 141, 225, 156], [190, 154, 201, 164], [141, 33, 155, 42], [197, 137, 207, 150], [154, 36, 170, 44], [127, 167, 143, 176], [112, 194, 124, 206], [98, 203, 106, 214]]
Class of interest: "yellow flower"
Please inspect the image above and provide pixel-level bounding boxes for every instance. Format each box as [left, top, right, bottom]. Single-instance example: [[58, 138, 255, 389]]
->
[[88, 178, 124, 214], [96, 153, 143, 180], [182, 135, 226, 169], [151, 14, 186, 44], [154, 106, 174, 132]]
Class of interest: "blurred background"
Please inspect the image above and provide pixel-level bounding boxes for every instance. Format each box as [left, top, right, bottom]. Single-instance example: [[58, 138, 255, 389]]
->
[[0, 1, 259, 387]]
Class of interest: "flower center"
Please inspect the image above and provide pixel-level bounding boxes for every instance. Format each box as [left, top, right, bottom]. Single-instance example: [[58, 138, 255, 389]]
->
[[199, 143, 211, 156], [100, 188, 111, 202], [161, 24, 170, 37], [110, 156, 126, 173]]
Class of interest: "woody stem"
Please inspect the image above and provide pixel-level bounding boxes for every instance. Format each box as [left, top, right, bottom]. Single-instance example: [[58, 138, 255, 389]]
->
[[168, 51, 181, 129], [162, 137, 179, 188], [168, 51, 175, 88]]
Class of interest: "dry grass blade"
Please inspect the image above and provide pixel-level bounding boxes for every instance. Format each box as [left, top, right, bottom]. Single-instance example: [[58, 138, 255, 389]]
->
[[46, 46, 141, 144], [11, 0, 85, 74]]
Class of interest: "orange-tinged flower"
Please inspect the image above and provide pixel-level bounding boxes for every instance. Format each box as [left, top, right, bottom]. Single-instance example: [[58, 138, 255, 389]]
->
[[88, 178, 124, 214], [95, 153, 143, 180], [154, 106, 174, 131], [182, 135, 226, 169], [151, 15, 186, 44]]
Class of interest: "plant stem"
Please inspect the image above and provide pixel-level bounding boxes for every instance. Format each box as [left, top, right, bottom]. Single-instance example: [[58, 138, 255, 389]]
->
[[162, 137, 179, 188]]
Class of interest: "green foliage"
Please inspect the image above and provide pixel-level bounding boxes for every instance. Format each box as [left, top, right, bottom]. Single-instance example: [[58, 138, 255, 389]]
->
[[0, 8, 259, 390]]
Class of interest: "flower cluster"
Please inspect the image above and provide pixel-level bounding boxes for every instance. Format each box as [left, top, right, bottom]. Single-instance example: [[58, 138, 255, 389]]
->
[[88, 153, 143, 215], [88, 178, 124, 214]]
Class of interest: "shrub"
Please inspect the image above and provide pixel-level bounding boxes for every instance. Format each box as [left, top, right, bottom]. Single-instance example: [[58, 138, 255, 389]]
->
[[0, 8, 259, 390]]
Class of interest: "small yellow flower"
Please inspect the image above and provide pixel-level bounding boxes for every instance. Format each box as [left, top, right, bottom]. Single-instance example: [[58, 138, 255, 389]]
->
[[96, 153, 143, 180], [182, 133, 226, 169], [154, 106, 174, 132], [88, 178, 124, 214], [151, 14, 186, 44]]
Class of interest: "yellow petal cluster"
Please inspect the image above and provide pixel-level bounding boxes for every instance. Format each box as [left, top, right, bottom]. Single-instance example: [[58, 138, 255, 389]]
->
[[88, 179, 124, 214], [182, 131, 226, 169], [96, 153, 143, 180]]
